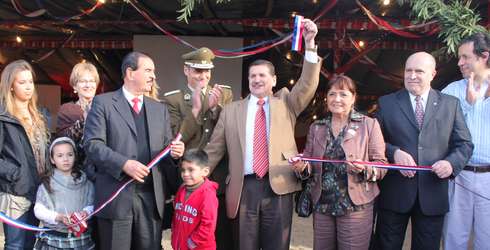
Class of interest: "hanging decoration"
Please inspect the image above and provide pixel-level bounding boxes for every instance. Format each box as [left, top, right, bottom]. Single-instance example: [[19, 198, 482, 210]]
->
[[356, 0, 439, 38], [33, 0, 103, 22], [396, 0, 488, 55], [347, 36, 403, 83], [10, 0, 46, 17], [176, 0, 338, 23], [32, 33, 76, 63], [0, 17, 439, 32], [128, 0, 338, 58]]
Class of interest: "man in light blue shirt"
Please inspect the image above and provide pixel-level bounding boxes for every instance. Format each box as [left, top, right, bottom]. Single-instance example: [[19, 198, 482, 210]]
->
[[442, 32, 490, 250]]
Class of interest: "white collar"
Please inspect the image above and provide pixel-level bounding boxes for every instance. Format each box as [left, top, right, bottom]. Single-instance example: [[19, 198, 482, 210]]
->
[[122, 86, 143, 104], [408, 89, 430, 102], [249, 95, 269, 105]]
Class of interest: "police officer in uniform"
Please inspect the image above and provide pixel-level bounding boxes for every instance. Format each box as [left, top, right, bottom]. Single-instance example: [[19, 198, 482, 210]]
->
[[163, 47, 233, 250], [163, 47, 233, 148]]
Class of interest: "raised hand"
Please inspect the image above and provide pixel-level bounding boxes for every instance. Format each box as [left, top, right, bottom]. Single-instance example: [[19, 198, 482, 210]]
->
[[302, 18, 318, 49], [208, 84, 223, 110]]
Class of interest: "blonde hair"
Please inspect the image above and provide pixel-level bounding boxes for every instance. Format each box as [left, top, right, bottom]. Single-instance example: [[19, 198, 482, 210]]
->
[[69, 61, 100, 88], [145, 83, 161, 102], [0, 59, 49, 174]]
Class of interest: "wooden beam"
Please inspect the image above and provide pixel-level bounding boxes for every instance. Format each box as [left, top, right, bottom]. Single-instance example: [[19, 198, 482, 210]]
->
[[0, 18, 439, 32], [0, 37, 441, 50]]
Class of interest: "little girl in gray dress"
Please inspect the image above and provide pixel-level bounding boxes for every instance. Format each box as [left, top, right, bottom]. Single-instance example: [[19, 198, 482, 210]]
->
[[34, 137, 95, 250]]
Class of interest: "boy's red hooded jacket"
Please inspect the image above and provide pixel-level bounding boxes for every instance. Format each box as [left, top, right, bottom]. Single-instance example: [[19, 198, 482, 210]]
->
[[171, 178, 218, 250]]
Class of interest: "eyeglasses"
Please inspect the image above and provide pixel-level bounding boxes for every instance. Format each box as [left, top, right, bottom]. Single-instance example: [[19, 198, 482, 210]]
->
[[77, 79, 96, 84]]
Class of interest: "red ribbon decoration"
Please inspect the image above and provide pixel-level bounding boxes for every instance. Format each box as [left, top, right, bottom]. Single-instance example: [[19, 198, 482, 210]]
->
[[356, 0, 439, 39]]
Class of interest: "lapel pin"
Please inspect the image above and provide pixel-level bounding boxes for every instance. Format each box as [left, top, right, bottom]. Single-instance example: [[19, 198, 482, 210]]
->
[[184, 93, 191, 101], [347, 129, 357, 136], [433, 102, 437, 106]]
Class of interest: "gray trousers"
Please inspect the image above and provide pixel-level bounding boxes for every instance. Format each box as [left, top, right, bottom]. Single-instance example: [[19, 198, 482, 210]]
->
[[443, 171, 490, 250], [313, 204, 373, 250], [237, 175, 293, 250], [97, 191, 162, 250]]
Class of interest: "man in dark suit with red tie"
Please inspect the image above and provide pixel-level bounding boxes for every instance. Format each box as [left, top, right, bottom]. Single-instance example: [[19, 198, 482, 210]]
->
[[373, 52, 473, 249], [84, 51, 185, 250]]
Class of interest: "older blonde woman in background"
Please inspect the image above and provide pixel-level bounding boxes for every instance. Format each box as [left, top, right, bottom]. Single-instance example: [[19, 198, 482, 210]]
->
[[293, 75, 387, 250], [0, 60, 49, 249], [56, 62, 100, 181], [56, 62, 99, 139]]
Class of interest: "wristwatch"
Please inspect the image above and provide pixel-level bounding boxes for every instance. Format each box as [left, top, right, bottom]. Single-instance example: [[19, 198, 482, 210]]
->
[[305, 45, 318, 52]]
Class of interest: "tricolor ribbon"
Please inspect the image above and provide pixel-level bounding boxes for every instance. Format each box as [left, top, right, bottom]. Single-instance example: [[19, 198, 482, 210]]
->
[[289, 154, 433, 172], [291, 15, 304, 51], [86, 133, 182, 220], [0, 134, 182, 232], [289, 155, 490, 202], [0, 212, 51, 232]]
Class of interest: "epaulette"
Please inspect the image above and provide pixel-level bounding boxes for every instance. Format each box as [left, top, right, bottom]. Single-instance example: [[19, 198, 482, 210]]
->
[[163, 90, 181, 97], [219, 84, 231, 89]]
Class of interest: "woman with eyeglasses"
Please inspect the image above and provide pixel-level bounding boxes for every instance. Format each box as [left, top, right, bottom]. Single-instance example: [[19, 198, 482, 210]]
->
[[56, 62, 99, 136], [56, 62, 99, 179]]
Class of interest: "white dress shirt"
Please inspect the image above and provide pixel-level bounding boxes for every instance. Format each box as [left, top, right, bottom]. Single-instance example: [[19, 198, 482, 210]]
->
[[122, 86, 144, 112], [244, 95, 270, 175], [408, 90, 430, 113], [304, 50, 319, 63]]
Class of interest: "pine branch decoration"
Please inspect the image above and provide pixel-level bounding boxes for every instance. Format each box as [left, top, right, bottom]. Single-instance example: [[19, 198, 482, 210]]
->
[[397, 0, 488, 55], [177, 0, 229, 23]]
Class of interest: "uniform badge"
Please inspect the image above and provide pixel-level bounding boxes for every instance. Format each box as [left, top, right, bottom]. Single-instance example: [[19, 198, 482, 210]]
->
[[184, 93, 191, 101]]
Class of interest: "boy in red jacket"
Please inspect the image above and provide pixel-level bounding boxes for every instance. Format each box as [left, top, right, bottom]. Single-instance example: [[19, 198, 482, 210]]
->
[[172, 149, 219, 250]]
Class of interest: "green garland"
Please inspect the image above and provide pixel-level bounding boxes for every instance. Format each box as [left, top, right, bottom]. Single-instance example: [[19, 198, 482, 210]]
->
[[397, 0, 488, 55], [177, 0, 229, 23]]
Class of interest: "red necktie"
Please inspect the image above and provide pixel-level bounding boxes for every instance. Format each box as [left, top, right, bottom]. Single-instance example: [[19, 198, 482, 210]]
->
[[253, 99, 268, 178], [132, 97, 140, 114], [414, 95, 424, 129]]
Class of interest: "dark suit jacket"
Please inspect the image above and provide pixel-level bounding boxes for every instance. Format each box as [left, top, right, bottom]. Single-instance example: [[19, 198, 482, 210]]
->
[[83, 88, 177, 220], [375, 88, 473, 216]]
